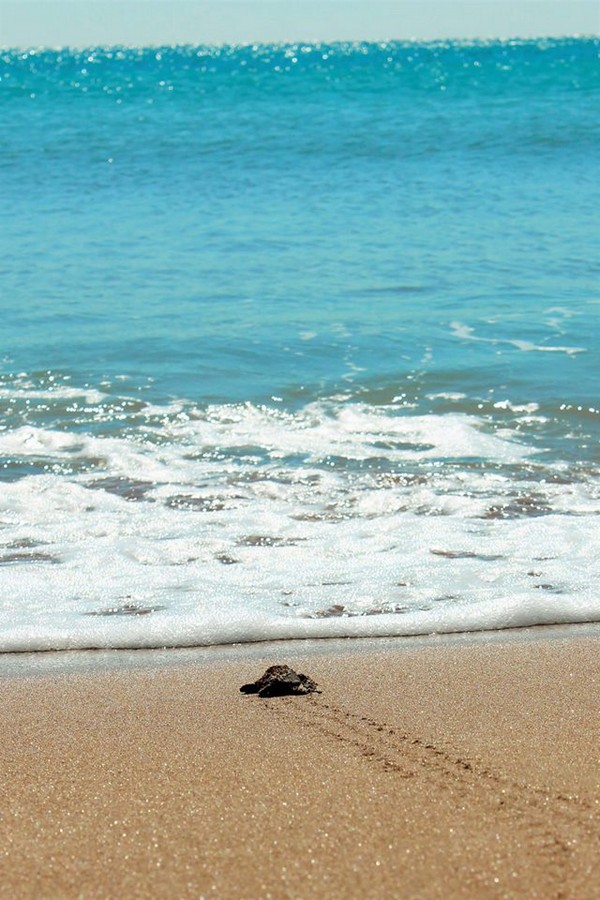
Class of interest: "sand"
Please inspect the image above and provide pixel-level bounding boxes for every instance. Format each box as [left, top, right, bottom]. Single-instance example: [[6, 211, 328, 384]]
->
[[0, 627, 599, 898]]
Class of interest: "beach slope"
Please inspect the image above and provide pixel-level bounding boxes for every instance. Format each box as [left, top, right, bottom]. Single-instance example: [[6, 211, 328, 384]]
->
[[1, 630, 599, 898]]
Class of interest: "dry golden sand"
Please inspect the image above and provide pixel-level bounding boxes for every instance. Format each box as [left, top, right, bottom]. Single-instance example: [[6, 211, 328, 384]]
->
[[0, 629, 599, 898]]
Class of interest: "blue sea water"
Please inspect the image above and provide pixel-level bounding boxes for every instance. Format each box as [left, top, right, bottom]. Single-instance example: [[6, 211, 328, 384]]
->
[[0, 38, 598, 650]]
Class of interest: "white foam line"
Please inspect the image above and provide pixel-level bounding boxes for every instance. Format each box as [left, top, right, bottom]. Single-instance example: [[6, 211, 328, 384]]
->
[[1, 592, 599, 652], [450, 321, 585, 356], [0, 387, 107, 402]]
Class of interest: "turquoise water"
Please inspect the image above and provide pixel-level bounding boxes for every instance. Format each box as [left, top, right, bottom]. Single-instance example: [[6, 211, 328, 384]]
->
[[0, 39, 598, 650]]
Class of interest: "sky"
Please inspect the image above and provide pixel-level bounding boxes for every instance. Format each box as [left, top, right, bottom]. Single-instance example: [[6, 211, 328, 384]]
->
[[0, 0, 598, 48]]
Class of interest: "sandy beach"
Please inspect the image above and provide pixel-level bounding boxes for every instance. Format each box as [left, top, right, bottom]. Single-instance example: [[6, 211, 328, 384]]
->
[[1, 627, 599, 899]]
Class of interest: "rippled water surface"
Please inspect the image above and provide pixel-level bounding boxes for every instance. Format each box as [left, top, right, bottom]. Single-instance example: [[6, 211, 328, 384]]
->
[[0, 39, 598, 649]]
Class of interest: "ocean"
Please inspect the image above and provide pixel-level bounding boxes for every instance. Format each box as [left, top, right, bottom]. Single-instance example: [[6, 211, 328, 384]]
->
[[0, 38, 598, 651]]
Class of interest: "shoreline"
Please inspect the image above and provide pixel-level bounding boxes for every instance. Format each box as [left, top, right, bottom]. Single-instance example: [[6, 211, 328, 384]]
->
[[1, 623, 599, 897], [1, 619, 600, 678]]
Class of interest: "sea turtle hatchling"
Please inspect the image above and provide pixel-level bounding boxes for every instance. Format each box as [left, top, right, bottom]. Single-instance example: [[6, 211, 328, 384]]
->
[[240, 665, 320, 698]]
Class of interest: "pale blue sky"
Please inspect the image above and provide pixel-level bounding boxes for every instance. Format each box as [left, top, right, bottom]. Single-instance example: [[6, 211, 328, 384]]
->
[[0, 0, 597, 48]]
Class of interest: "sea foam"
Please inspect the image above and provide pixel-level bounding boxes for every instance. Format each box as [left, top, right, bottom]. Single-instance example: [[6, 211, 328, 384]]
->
[[0, 398, 598, 651]]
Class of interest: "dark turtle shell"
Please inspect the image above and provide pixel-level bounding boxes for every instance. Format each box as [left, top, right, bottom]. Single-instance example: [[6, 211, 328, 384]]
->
[[240, 665, 320, 697]]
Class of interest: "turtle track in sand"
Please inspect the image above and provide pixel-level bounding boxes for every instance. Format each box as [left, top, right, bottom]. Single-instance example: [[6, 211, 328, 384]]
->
[[264, 694, 600, 899]]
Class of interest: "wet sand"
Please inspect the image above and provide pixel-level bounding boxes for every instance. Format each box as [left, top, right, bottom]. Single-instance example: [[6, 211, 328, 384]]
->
[[1, 628, 599, 898]]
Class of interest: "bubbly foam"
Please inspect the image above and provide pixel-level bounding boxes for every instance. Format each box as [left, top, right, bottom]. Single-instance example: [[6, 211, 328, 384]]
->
[[0, 394, 598, 652]]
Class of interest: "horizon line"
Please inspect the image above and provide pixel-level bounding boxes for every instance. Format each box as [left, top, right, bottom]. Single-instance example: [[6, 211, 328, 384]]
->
[[2, 32, 597, 52]]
